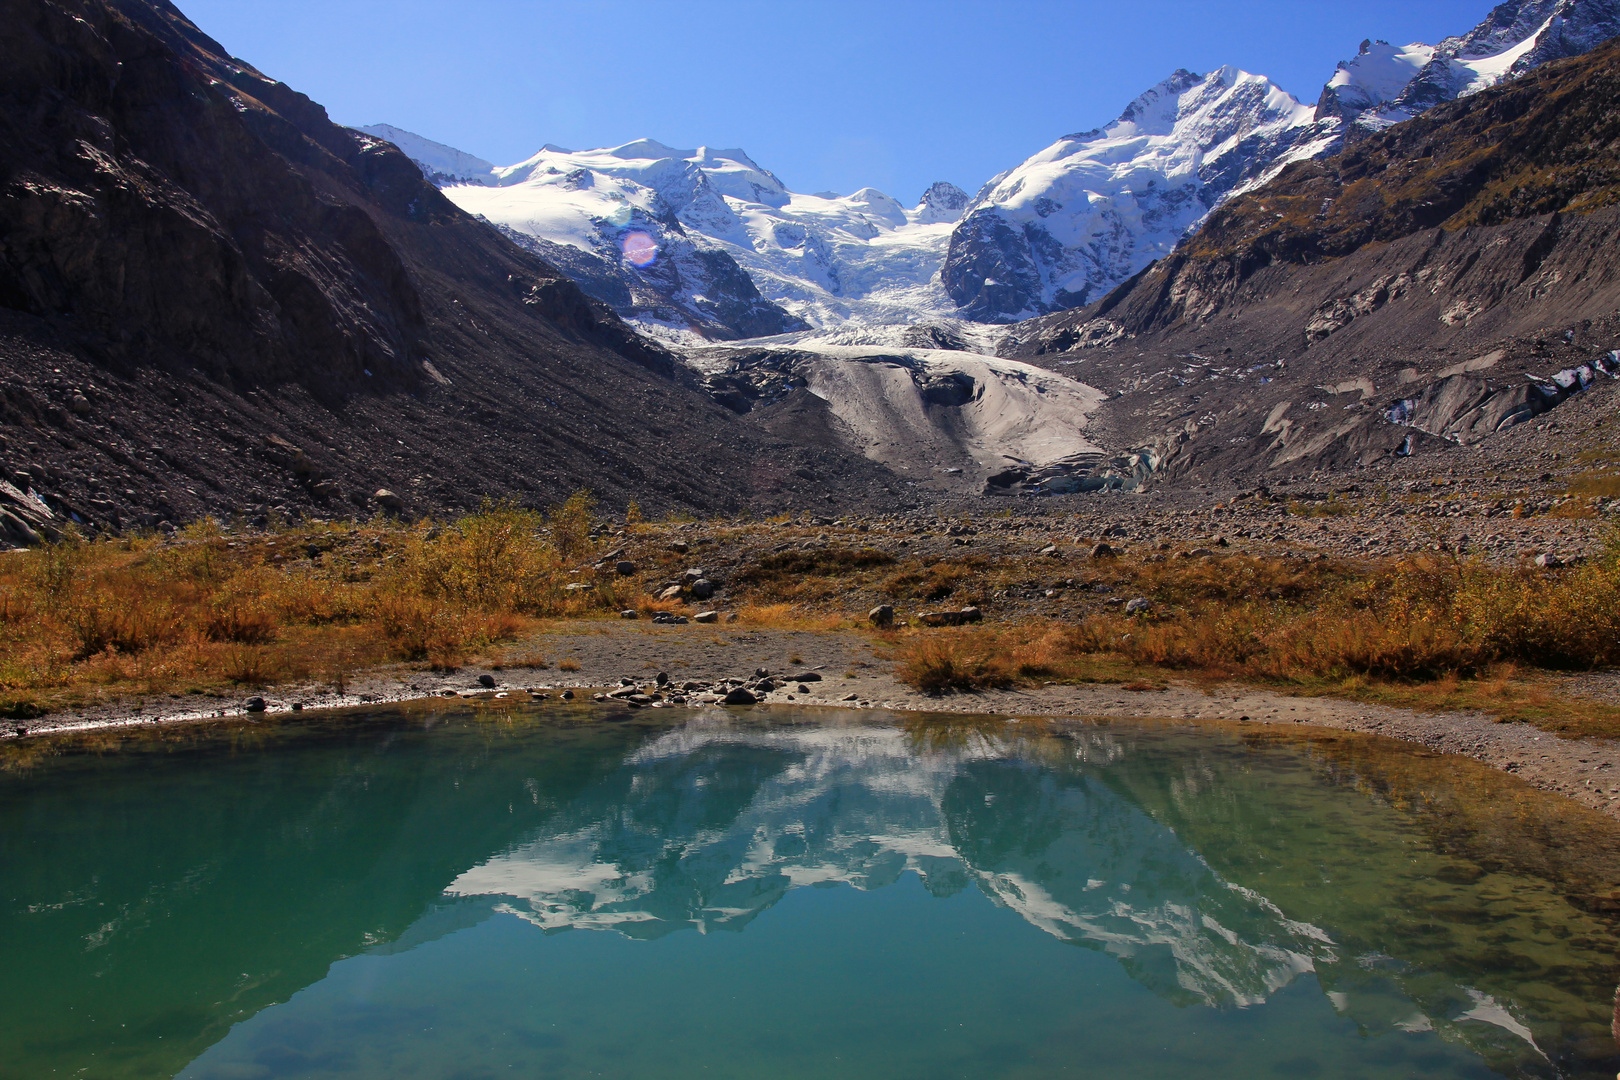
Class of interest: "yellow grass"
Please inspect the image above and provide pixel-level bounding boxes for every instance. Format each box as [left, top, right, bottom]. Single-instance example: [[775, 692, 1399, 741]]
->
[[0, 495, 628, 717], [886, 547, 1620, 734]]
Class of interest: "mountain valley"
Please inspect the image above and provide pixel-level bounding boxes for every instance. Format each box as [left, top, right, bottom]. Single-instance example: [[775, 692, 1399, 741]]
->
[[4, 0, 1620, 537]]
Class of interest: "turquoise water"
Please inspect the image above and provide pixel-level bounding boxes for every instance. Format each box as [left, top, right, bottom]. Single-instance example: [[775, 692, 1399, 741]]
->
[[3, 705, 1619, 1079]]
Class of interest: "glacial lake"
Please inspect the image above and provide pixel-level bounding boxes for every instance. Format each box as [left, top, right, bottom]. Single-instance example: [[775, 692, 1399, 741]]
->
[[4, 703, 1620, 1080]]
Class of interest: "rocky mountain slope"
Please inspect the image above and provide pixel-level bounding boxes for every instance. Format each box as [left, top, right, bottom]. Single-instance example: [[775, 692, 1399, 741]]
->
[[0, 0, 909, 534], [998, 37, 1620, 491], [363, 132, 972, 335]]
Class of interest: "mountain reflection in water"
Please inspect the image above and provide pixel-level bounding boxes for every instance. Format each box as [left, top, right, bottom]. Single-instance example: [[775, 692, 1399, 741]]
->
[[3, 705, 1619, 1080], [448, 721, 1337, 1011]]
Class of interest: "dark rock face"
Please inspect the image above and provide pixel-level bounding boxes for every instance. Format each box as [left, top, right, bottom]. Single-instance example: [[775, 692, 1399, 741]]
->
[[941, 209, 1048, 322], [0, 0, 903, 531], [495, 218, 806, 342]]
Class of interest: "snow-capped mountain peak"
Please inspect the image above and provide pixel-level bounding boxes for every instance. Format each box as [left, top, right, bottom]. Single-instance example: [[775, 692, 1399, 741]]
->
[[1321, 0, 1620, 131], [1316, 40, 1437, 119], [939, 66, 1328, 322], [912, 181, 970, 226], [365, 0, 1620, 337], [373, 133, 974, 333]]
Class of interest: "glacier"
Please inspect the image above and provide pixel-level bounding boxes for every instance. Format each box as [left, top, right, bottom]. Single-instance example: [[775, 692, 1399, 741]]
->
[[362, 133, 974, 336]]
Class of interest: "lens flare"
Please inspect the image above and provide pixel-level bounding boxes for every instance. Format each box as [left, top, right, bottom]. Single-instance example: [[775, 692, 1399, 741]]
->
[[621, 231, 658, 267]]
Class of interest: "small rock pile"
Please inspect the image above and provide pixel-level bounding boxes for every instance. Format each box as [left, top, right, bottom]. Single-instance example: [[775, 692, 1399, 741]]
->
[[583, 667, 846, 709]]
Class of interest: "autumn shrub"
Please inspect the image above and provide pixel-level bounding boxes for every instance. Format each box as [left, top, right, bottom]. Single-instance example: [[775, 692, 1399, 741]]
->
[[60, 588, 182, 660], [548, 489, 598, 561], [200, 595, 278, 645], [398, 503, 557, 612]]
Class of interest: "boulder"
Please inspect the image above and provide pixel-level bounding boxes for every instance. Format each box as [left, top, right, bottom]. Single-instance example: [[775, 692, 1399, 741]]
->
[[243, 696, 267, 713], [659, 584, 684, 601], [1090, 543, 1116, 559], [694, 610, 720, 623], [0, 509, 41, 546], [374, 489, 403, 511], [868, 604, 896, 628], [668, 540, 690, 554], [723, 687, 758, 706], [690, 579, 716, 599], [1126, 597, 1152, 614], [918, 607, 984, 627], [477, 674, 496, 688], [619, 609, 639, 619], [615, 560, 637, 576]]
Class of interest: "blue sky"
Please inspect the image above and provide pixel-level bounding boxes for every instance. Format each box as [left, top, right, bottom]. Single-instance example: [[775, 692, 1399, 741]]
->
[[181, 0, 1498, 202]]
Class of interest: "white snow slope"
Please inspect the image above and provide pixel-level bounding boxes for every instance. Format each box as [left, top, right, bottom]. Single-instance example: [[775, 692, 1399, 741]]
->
[[380, 136, 971, 330], [359, 124, 497, 186]]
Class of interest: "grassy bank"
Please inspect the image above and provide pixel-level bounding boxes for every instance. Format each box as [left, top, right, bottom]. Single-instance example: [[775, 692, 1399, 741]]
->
[[0, 496, 652, 718]]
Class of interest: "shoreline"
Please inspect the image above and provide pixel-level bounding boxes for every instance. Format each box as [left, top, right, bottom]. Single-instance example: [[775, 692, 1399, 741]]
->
[[6, 622, 1620, 819]]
